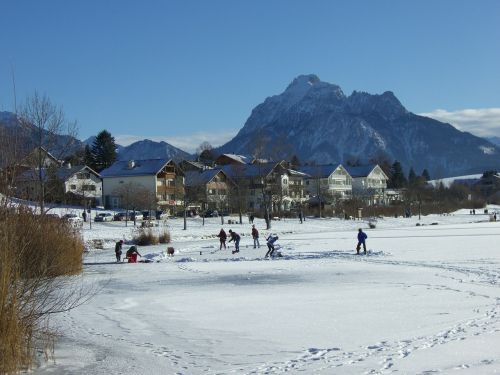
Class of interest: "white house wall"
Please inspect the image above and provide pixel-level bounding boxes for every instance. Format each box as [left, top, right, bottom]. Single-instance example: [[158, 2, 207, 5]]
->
[[64, 173, 102, 201]]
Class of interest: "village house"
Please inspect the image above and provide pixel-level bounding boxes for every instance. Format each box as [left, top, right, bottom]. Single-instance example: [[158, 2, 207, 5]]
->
[[222, 161, 308, 214], [15, 164, 102, 205], [299, 164, 352, 202], [100, 159, 183, 211], [346, 164, 389, 204], [184, 169, 236, 212]]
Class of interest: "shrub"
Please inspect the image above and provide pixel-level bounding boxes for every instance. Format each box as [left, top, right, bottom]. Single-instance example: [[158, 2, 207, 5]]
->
[[0, 206, 85, 374], [158, 229, 171, 244], [133, 227, 159, 246]]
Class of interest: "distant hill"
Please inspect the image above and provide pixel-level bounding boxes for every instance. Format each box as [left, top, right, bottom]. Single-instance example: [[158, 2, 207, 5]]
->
[[0, 111, 83, 160], [218, 75, 499, 178], [487, 136, 500, 147], [116, 139, 191, 162]]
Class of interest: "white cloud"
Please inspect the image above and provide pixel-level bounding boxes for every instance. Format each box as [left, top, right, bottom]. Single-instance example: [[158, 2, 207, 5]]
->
[[114, 129, 239, 153], [419, 108, 500, 138]]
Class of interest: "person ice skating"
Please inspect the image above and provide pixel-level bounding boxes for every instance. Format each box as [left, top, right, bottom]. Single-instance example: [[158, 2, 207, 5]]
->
[[82, 210, 87, 222], [115, 240, 124, 262], [251, 224, 260, 248], [356, 228, 368, 254], [228, 229, 240, 254], [125, 245, 142, 263], [265, 234, 279, 258], [249, 214, 254, 224], [217, 228, 227, 250]]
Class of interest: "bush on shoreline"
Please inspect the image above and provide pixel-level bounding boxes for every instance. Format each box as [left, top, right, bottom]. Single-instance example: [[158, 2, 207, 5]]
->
[[0, 206, 84, 374]]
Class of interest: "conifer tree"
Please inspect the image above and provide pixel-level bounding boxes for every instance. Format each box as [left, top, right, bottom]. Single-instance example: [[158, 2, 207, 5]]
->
[[83, 145, 95, 169], [91, 130, 117, 172], [290, 155, 301, 168], [421, 169, 431, 181], [408, 167, 417, 186], [388, 161, 407, 188]]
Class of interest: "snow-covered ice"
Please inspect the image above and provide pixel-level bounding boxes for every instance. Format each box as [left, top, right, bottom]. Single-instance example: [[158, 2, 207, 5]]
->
[[32, 208, 500, 374]]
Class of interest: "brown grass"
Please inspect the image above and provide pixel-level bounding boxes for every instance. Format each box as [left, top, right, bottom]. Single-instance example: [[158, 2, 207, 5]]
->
[[133, 227, 159, 246], [158, 229, 171, 244], [0, 206, 84, 374]]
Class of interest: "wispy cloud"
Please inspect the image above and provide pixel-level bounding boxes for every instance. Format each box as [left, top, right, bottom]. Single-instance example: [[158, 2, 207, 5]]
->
[[115, 129, 239, 153], [419, 108, 500, 138]]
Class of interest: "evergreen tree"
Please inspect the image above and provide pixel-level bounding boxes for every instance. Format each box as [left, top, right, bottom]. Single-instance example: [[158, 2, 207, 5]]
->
[[83, 145, 95, 169], [408, 167, 417, 186], [92, 130, 117, 172], [421, 169, 431, 181], [290, 155, 301, 168], [388, 161, 407, 188]]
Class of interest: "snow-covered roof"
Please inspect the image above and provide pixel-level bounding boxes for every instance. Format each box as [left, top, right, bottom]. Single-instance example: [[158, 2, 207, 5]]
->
[[100, 159, 172, 177], [218, 154, 250, 164]]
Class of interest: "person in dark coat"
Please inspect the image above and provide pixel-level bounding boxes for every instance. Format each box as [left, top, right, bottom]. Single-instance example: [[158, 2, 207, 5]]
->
[[228, 229, 241, 254], [217, 228, 227, 250], [115, 240, 124, 262], [356, 228, 368, 254], [251, 224, 260, 248], [265, 234, 279, 258]]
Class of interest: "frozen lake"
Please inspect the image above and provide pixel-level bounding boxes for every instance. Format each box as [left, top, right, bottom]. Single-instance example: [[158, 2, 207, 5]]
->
[[34, 209, 500, 374]]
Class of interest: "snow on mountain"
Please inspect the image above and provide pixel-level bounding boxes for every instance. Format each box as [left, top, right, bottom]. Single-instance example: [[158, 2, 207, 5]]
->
[[116, 139, 191, 162], [218, 75, 499, 177]]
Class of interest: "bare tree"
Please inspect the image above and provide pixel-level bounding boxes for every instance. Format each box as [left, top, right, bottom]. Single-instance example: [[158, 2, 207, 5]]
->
[[19, 92, 78, 213], [113, 182, 152, 226], [228, 164, 249, 225]]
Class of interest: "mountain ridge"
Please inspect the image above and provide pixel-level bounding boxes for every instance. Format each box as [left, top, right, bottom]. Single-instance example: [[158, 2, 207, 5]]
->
[[218, 75, 499, 177]]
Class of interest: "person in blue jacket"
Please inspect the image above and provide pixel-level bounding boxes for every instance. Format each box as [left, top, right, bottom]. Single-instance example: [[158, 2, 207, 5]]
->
[[356, 228, 368, 254], [265, 234, 279, 258]]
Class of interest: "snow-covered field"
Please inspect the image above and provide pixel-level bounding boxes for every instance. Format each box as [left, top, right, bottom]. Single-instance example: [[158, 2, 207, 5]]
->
[[33, 208, 500, 374]]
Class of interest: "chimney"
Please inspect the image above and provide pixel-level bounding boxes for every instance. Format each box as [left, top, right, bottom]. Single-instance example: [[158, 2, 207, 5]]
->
[[128, 160, 135, 169]]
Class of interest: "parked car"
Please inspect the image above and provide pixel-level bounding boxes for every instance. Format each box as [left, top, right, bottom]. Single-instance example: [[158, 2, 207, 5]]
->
[[130, 211, 143, 221], [62, 213, 83, 227], [155, 210, 168, 220], [95, 213, 114, 222], [113, 212, 128, 221]]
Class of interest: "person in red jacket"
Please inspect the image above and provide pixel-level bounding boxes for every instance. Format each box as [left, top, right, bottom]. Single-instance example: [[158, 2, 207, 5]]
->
[[251, 224, 260, 248]]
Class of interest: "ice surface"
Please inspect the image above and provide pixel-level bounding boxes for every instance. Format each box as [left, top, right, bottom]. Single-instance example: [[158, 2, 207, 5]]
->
[[30, 207, 500, 374]]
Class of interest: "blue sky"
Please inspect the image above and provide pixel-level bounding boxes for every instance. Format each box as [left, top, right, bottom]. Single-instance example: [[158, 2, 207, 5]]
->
[[1, 1, 499, 151]]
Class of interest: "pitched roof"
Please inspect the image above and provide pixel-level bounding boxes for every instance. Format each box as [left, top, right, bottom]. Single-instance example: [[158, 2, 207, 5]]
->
[[221, 162, 278, 179], [185, 169, 222, 186], [100, 159, 171, 177], [17, 165, 99, 181], [298, 164, 342, 178], [217, 154, 250, 164], [56, 165, 100, 180], [345, 165, 378, 178]]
